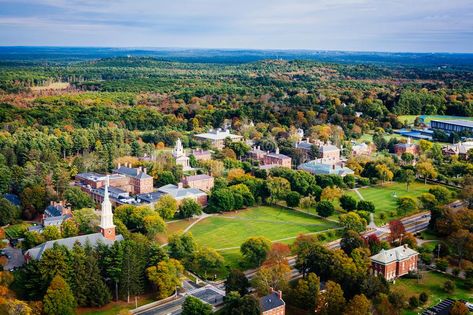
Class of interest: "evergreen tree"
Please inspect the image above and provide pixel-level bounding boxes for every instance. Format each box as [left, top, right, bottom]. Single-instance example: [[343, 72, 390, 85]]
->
[[43, 275, 77, 315], [84, 246, 112, 306], [69, 243, 89, 306], [120, 241, 144, 302], [104, 242, 124, 301]]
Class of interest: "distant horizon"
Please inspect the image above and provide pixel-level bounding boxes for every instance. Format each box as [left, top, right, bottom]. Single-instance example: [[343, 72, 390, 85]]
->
[[1, 45, 473, 55]]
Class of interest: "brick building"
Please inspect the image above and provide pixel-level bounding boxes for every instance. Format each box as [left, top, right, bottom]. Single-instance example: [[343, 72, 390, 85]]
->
[[248, 147, 292, 169], [394, 138, 420, 156], [75, 172, 128, 190], [182, 174, 214, 192], [260, 290, 285, 315], [194, 128, 243, 149], [191, 149, 212, 161], [370, 245, 419, 280], [263, 151, 292, 168], [319, 144, 341, 160], [113, 164, 154, 194], [157, 183, 208, 206]]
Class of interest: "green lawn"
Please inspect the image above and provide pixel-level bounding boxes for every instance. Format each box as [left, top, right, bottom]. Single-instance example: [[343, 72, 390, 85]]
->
[[392, 271, 473, 315], [188, 206, 339, 250], [398, 114, 473, 125], [347, 182, 436, 225], [4, 223, 31, 239], [77, 295, 154, 315]]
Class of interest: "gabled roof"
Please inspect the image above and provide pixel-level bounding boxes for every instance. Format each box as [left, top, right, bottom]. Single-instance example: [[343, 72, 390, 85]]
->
[[370, 245, 418, 265], [194, 129, 243, 140], [185, 174, 213, 181], [137, 191, 166, 203], [157, 184, 207, 199], [298, 161, 354, 176], [320, 144, 340, 152], [25, 233, 124, 260], [432, 119, 473, 128], [45, 205, 64, 217], [260, 292, 285, 312], [296, 142, 313, 150], [114, 166, 152, 179], [266, 153, 291, 160], [44, 214, 72, 225]]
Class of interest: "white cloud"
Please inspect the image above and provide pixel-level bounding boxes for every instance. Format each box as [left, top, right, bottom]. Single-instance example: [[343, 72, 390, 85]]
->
[[0, 0, 472, 51]]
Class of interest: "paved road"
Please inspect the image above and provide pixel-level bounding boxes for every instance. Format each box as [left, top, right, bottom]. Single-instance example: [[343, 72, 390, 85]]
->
[[134, 284, 225, 315], [136, 297, 184, 315], [2, 246, 24, 270]]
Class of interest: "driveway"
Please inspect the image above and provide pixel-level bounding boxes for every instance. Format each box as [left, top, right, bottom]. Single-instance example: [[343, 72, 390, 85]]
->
[[3, 246, 24, 270]]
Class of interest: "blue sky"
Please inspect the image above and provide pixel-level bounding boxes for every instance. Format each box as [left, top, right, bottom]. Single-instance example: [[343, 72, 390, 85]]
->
[[0, 0, 472, 52]]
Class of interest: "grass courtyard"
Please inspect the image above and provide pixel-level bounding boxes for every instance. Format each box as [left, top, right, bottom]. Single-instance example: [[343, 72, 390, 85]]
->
[[345, 182, 437, 225], [392, 271, 473, 315], [188, 206, 339, 250]]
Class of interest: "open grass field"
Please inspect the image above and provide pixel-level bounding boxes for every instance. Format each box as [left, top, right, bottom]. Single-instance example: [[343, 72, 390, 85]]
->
[[359, 133, 402, 143], [392, 271, 473, 315], [346, 182, 437, 225], [188, 206, 339, 250], [156, 218, 198, 244], [398, 114, 473, 125]]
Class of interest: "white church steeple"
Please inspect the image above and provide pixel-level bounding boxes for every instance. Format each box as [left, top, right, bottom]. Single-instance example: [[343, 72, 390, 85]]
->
[[100, 175, 116, 240], [172, 138, 185, 158]]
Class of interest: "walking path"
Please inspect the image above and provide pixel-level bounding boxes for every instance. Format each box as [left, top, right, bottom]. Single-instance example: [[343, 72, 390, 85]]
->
[[160, 213, 213, 247], [214, 227, 344, 251], [182, 213, 212, 233], [353, 188, 365, 200]]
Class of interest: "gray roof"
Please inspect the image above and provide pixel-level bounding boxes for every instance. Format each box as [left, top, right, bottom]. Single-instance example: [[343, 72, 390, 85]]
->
[[266, 153, 291, 160], [395, 142, 417, 149], [44, 214, 72, 226], [185, 174, 213, 181], [158, 184, 207, 199], [114, 166, 152, 179], [298, 161, 354, 176], [260, 292, 285, 312], [296, 142, 313, 150], [320, 144, 340, 152], [370, 245, 418, 265], [431, 119, 473, 128], [25, 233, 124, 260], [45, 204, 65, 217], [194, 129, 242, 141], [137, 191, 166, 203], [76, 172, 125, 183]]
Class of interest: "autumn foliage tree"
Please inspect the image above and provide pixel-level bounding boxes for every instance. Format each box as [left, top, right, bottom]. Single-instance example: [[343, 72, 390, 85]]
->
[[389, 220, 406, 244]]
